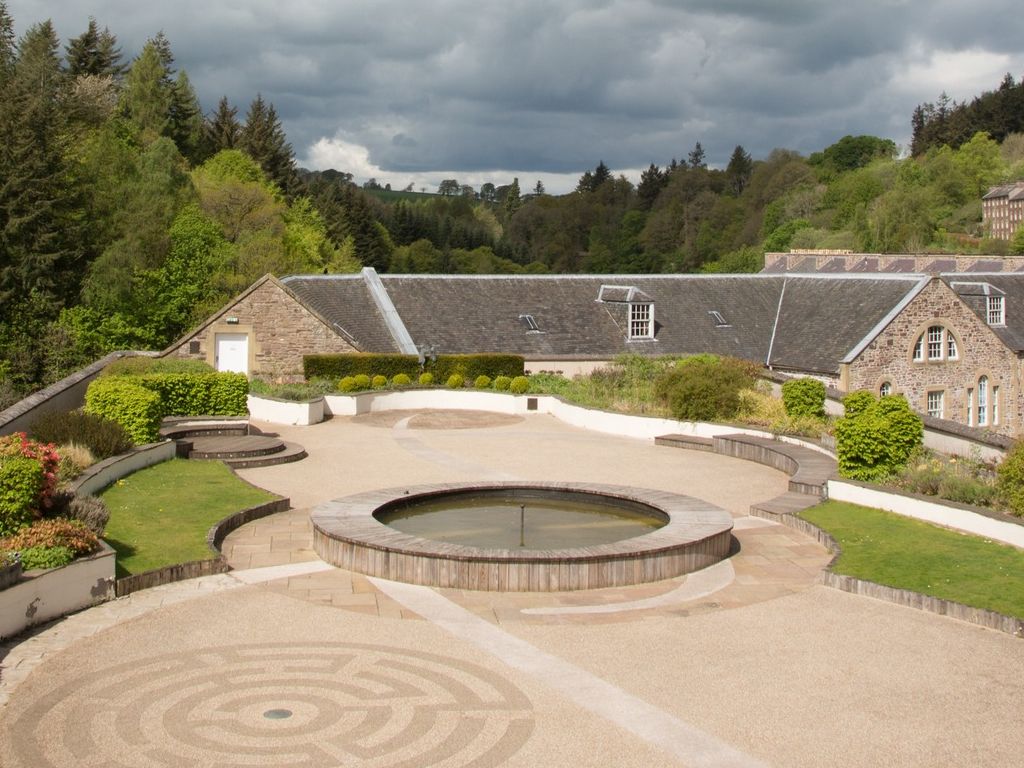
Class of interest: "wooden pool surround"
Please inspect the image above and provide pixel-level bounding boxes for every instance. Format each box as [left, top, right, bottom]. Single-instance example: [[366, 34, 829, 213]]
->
[[311, 482, 734, 592]]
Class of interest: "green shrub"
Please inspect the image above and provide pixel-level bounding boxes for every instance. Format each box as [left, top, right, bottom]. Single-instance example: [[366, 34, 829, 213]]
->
[[67, 495, 110, 536], [304, 353, 420, 380], [655, 356, 756, 421], [16, 545, 75, 570], [371, 374, 388, 389], [431, 354, 525, 380], [494, 375, 511, 391], [781, 378, 827, 419], [419, 372, 434, 386], [842, 390, 876, 418], [352, 374, 372, 390], [509, 376, 530, 394], [0, 518, 99, 555], [338, 376, 358, 392], [835, 394, 923, 481], [392, 373, 412, 387], [0, 457, 43, 536], [135, 372, 248, 416], [446, 374, 465, 389], [30, 410, 133, 460], [474, 375, 492, 389], [997, 442, 1024, 516], [84, 377, 163, 444], [102, 357, 214, 376], [248, 378, 333, 402]]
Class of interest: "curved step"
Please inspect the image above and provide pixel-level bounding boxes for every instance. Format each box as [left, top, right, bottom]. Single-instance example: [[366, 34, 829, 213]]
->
[[223, 442, 307, 469], [188, 435, 285, 460]]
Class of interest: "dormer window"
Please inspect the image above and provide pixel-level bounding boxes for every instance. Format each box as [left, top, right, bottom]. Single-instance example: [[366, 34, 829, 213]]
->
[[629, 302, 654, 339], [988, 295, 1005, 326]]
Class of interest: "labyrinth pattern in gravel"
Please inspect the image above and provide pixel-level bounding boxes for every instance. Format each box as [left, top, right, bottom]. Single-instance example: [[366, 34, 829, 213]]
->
[[5, 642, 535, 767]]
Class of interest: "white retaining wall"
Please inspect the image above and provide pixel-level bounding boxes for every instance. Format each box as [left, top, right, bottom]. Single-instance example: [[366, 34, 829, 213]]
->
[[246, 394, 324, 426], [72, 441, 178, 497], [0, 543, 115, 640], [827, 479, 1024, 550]]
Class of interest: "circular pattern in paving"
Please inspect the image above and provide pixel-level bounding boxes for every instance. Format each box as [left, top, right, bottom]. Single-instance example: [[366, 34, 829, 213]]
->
[[6, 643, 534, 768]]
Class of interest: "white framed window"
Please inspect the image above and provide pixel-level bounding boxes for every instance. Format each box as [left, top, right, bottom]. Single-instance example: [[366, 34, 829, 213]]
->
[[629, 303, 653, 339], [977, 376, 988, 426], [913, 325, 958, 363], [927, 326, 943, 360], [993, 385, 1000, 425], [987, 295, 1005, 326], [879, 381, 892, 397], [967, 388, 974, 426], [927, 390, 944, 419]]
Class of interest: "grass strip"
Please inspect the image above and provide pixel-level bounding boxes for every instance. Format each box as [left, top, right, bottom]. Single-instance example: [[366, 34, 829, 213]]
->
[[101, 458, 278, 577], [800, 500, 1024, 619]]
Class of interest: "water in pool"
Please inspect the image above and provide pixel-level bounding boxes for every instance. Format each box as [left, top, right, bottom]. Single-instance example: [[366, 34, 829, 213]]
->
[[376, 493, 665, 549]]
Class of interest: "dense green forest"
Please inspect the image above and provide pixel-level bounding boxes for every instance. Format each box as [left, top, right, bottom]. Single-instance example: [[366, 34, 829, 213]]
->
[[2, 2, 1024, 407]]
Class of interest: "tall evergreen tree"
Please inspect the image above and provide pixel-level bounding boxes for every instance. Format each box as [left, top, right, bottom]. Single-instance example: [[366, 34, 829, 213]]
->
[[0, 21, 82, 324], [725, 145, 753, 195], [592, 161, 611, 187], [636, 163, 666, 210], [167, 70, 203, 162], [688, 142, 706, 169], [0, 2, 17, 85], [121, 40, 171, 137], [503, 177, 521, 215], [65, 18, 123, 77], [205, 96, 241, 153], [240, 94, 299, 195]]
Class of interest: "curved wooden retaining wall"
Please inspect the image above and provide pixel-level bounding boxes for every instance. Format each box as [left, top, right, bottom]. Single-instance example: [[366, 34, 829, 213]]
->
[[312, 482, 734, 592]]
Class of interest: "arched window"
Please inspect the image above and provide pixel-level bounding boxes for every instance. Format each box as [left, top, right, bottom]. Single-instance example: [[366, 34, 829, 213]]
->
[[879, 381, 892, 397], [977, 376, 989, 426], [913, 325, 958, 362]]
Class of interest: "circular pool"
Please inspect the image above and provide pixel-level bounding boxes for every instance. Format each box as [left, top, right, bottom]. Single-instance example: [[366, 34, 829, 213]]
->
[[311, 482, 734, 592]]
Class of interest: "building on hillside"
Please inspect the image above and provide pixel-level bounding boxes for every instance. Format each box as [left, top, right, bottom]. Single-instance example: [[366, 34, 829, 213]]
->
[[982, 182, 1024, 241], [164, 267, 1024, 437]]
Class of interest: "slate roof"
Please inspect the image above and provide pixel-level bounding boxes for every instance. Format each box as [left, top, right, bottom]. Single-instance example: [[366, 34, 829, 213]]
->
[[279, 270, 927, 375], [983, 182, 1024, 201], [282, 275, 399, 352], [946, 274, 1024, 351], [768, 276, 925, 374]]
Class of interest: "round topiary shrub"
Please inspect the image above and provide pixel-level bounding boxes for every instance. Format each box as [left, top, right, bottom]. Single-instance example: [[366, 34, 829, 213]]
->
[[781, 378, 827, 419], [446, 374, 465, 389], [509, 376, 530, 394], [474, 375, 492, 389], [656, 357, 754, 421], [393, 373, 412, 387], [494, 375, 511, 391], [338, 376, 358, 392], [419, 372, 434, 386], [352, 374, 372, 390], [371, 374, 388, 389]]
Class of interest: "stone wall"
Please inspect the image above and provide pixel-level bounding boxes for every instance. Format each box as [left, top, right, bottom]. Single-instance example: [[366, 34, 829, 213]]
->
[[846, 278, 1024, 436], [165, 278, 358, 380]]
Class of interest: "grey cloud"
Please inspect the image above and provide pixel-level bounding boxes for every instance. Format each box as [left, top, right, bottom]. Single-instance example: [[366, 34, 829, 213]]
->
[[6, 0, 1019, 186]]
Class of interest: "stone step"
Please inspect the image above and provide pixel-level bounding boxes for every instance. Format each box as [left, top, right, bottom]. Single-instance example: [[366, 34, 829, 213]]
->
[[749, 491, 821, 520], [654, 434, 715, 451], [221, 442, 307, 469], [188, 435, 286, 460], [160, 417, 251, 440]]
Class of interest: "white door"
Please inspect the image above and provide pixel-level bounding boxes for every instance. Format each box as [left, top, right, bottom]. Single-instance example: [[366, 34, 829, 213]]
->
[[215, 333, 249, 374]]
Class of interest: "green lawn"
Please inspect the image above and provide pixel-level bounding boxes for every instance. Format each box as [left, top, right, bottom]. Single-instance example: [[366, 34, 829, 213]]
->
[[100, 459, 279, 577], [800, 500, 1024, 618]]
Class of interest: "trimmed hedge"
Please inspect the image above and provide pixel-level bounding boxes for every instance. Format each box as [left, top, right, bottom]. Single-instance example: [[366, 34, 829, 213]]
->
[[305, 354, 420, 380], [102, 357, 215, 376], [84, 377, 164, 444], [135, 372, 248, 416], [304, 353, 525, 382]]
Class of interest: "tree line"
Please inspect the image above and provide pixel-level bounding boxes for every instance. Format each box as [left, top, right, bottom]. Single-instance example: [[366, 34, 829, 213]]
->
[[3, 3, 1024, 408]]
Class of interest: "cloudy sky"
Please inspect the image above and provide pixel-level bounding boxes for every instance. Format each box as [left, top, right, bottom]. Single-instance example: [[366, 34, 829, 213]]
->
[[7, 1, 1021, 193]]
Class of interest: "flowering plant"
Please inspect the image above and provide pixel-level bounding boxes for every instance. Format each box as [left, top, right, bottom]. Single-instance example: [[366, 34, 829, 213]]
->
[[0, 433, 60, 510]]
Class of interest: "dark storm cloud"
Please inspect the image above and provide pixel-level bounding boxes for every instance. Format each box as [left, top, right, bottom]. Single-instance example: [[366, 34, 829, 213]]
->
[[6, 0, 1020, 191]]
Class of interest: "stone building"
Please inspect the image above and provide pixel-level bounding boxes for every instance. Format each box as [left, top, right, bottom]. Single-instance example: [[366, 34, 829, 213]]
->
[[982, 182, 1024, 241], [165, 267, 1024, 437]]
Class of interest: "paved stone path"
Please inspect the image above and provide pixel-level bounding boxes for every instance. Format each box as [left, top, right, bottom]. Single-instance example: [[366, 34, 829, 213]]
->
[[0, 411, 1021, 767]]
